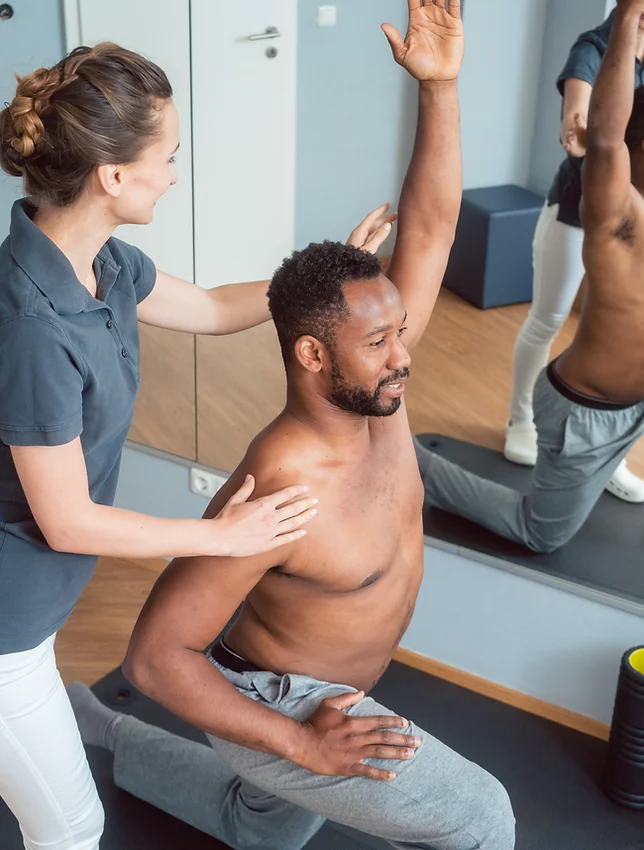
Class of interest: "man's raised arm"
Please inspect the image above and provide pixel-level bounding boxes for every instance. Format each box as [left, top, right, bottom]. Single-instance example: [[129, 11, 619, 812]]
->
[[582, 0, 643, 229], [383, 0, 464, 351]]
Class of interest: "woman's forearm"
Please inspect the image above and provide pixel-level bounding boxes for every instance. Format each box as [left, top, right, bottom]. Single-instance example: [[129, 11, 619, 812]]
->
[[49, 503, 216, 559], [560, 77, 593, 136], [207, 279, 271, 335]]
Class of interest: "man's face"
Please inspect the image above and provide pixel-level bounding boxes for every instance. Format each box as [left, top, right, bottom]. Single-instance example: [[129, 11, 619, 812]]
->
[[326, 276, 411, 418]]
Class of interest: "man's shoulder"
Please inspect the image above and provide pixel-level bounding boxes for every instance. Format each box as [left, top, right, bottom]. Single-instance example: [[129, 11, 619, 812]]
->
[[243, 425, 327, 497]]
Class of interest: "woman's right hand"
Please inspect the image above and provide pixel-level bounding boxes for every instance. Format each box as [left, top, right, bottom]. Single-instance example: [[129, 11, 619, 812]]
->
[[562, 112, 587, 158], [210, 475, 318, 557]]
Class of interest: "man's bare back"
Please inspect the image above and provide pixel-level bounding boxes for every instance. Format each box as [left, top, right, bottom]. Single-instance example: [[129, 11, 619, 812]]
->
[[219, 405, 424, 694]]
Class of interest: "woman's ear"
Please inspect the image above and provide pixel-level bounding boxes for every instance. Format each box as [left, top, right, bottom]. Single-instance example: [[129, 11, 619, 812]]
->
[[96, 163, 123, 197]]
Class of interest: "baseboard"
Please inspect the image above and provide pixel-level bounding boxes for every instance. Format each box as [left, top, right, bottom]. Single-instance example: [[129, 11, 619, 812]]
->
[[394, 647, 610, 742]]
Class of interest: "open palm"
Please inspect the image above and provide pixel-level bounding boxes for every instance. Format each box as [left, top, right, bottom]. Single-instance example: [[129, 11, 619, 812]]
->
[[383, 0, 464, 83]]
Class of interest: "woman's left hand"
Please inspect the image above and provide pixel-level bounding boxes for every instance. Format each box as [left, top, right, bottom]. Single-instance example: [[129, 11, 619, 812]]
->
[[347, 203, 398, 254]]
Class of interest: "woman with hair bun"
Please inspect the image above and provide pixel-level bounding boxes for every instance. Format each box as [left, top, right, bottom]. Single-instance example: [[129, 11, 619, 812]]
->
[[0, 43, 392, 848]]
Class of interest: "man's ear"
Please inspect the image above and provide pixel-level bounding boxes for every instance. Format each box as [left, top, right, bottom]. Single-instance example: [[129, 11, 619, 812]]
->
[[293, 335, 330, 373]]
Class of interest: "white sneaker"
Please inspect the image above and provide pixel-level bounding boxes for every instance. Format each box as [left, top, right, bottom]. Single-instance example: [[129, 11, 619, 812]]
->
[[504, 422, 538, 467], [605, 460, 644, 504]]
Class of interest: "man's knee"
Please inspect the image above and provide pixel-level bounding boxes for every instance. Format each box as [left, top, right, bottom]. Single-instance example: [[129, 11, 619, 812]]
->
[[523, 517, 573, 554], [525, 532, 563, 554], [467, 774, 515, 850]]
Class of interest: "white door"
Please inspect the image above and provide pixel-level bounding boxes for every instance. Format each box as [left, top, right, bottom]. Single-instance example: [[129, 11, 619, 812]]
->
[[191, 1, 297, 287]]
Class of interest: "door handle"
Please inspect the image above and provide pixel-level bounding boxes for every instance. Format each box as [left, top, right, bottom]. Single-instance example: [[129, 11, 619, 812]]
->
[[0, 4, 14, 20], [247, 26, 281, 41]]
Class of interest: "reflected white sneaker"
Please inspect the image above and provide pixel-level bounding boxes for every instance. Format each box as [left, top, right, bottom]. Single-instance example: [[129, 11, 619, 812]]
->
[[605, 460, 644, 504], [504, 422, 538, 467]]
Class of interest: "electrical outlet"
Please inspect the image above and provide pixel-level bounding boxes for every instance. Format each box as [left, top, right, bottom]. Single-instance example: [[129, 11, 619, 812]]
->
[[189, 467, 228, 499]]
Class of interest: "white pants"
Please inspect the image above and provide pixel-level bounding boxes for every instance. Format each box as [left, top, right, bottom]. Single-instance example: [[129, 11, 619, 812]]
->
[[509, 202, 585, 425], [0, 635, 104, 850]]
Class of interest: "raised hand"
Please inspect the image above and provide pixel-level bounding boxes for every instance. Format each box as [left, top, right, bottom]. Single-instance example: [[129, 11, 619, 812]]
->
[[382, 0, 464, 83], [347, 203, 397, 254]]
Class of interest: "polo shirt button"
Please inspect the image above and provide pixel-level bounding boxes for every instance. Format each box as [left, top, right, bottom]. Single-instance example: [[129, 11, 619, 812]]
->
[[106, 319, 113, 329], [121, 348, 128, 358]]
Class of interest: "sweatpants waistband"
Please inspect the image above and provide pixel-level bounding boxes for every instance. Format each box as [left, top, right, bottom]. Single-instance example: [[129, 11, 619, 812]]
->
[[547, 360, 640, 411]]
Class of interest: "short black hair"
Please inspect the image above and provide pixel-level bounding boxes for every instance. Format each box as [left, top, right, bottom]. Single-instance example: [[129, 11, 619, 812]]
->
[[268, 240, 382, 365], [626, 86, 644, 154]]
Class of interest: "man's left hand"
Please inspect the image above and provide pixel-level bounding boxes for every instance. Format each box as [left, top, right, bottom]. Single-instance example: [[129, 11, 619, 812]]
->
[[383, 0, 464, 83]]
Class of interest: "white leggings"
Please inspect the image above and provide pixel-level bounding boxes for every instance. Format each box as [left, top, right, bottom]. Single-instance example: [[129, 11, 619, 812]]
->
[[509, 202, 585, 425], [0, 635, 104, 850]]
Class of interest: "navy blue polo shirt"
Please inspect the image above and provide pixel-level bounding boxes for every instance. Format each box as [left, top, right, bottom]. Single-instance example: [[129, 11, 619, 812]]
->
[[0, 200, 156, 653], [548, 11, 644, 227]]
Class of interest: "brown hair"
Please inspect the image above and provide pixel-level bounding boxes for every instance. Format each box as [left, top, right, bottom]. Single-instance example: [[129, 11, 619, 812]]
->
[[0, 43, 173, 207]]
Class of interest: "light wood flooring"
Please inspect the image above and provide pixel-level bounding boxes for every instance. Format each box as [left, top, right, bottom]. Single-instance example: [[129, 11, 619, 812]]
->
[[57, 290, 644, 686]]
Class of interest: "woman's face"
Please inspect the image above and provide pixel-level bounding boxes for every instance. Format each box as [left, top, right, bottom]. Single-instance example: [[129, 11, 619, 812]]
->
[[110, 99, 180, 226]]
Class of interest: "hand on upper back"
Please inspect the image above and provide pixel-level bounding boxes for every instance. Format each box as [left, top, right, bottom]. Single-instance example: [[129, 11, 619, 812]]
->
[[210, 474, 319, 557], [296, 691, 421, 781], [382, 0, 464, 83]]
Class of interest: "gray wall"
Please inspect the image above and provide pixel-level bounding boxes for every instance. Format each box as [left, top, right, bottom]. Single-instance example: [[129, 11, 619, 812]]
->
[[295, 0, 415, 249], [0, 0, 65, 236], [528, 0, 609, 195], [295, 0, 554, 243], [459, 0, 548, 190], [116, 446, 209, 519], [405, 543, 644, 725]]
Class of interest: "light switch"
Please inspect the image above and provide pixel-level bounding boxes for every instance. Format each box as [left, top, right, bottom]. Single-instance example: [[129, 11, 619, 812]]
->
[[317, 5, 337, 27]]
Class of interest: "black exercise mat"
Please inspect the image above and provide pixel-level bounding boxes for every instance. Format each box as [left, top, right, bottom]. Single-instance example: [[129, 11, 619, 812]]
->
[[3, 660, 642, 849], [419, 433, 644, 607]]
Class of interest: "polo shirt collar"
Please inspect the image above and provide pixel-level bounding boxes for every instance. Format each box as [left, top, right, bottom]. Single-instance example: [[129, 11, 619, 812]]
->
[[9, 199, 119, 315]]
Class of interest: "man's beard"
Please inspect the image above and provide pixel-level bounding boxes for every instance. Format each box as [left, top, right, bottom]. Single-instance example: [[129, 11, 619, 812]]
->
[[328, 363, 410, 417]]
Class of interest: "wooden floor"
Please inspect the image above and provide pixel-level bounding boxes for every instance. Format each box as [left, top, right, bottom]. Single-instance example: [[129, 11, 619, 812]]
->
[[56, 290, 644, 685]]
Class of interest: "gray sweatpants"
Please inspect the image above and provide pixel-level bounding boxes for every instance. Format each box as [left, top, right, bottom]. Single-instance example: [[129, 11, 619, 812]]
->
[[422, 368, 644, 553], [113, 660, 515, 850]]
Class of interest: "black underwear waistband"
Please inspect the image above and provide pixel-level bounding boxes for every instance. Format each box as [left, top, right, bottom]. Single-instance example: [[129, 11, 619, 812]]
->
[[207, 636, 264, 674], [547, 360, 640, 411]]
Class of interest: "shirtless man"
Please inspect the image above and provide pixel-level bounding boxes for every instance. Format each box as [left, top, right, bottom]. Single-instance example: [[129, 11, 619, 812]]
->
[[68, 2, 515, 848], [416, 0, 644, 554]]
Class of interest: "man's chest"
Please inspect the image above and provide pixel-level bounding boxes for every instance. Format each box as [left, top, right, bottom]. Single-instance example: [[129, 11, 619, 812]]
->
[[280, 427, 424, 593]]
